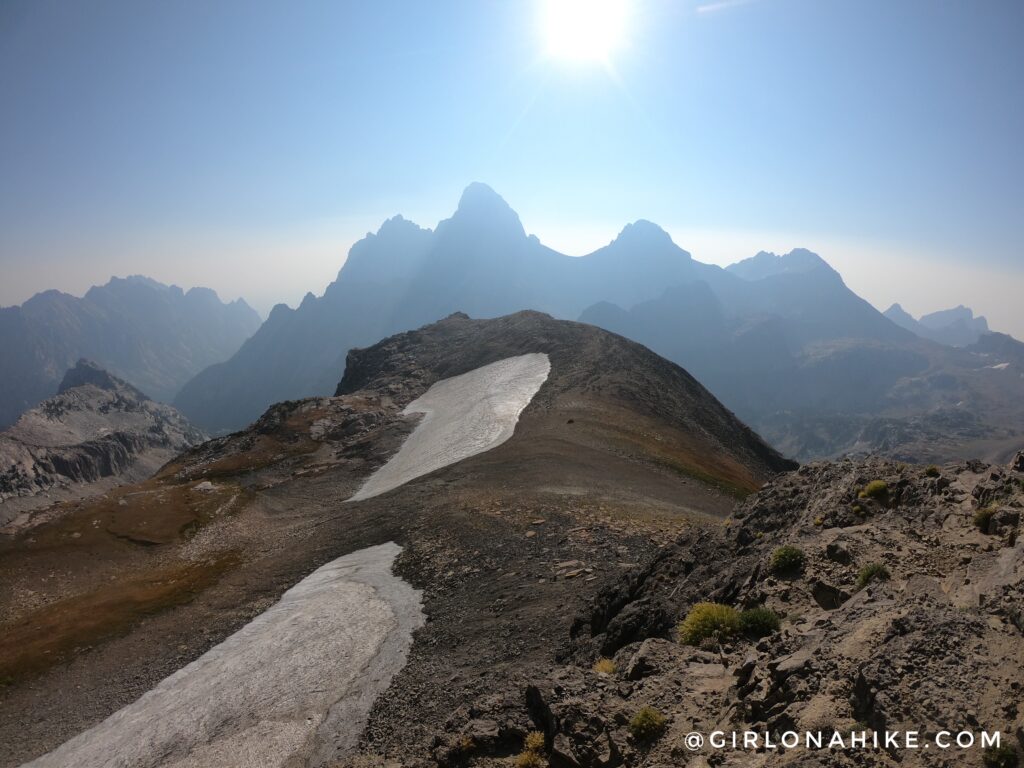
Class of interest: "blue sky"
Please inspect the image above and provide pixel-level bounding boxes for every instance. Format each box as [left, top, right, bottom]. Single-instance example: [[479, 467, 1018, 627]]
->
[[1, 0, 1022, 336]]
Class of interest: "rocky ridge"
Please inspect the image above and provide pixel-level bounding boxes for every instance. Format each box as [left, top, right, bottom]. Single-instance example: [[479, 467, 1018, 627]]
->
[[0, 360, 205, 525], [404, 454, 1024, 767]]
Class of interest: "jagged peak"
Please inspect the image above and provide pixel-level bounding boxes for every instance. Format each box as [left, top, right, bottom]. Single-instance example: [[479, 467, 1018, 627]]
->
[[727, 248, 833, 280], [375, 213, 429, 236], [57, 359, 140, 397]]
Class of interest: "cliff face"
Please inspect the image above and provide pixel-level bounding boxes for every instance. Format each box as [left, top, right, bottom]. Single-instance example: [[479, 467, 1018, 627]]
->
[[0, 360, 205, 524]]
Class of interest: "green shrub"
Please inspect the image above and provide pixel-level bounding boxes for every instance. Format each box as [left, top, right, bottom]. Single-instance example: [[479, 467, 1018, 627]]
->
[[739, 606, 781, 638], [629, 706, 667, 740], [856, 563, 890, 590], [770, 545, 806, 575], [974, 505, 997, 533], [925, 465, 940, 478], [677, 602, 741, 645], [859, 480, 889, 501], [983, 744, 1019, 768]]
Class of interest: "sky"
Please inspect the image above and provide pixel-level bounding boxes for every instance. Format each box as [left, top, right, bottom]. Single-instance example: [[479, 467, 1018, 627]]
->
[[1, 0, 1022, 337]]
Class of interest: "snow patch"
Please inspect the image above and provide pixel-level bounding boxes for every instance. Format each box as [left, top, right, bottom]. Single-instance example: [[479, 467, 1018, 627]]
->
[[349, 353, 551, 501], [986, 362, 1010, 370], [24, 542, 424, 768]]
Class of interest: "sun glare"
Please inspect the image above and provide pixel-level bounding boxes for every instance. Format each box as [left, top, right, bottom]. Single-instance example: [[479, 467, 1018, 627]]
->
[[542, 0, 629, 63]]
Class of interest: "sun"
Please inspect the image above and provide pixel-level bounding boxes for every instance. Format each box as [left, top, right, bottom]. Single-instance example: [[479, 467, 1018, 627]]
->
[[541, 0, 630, 64]]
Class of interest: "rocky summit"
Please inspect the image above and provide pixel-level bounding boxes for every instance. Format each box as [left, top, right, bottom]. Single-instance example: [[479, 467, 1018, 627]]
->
[[0, 359, 205, 527]]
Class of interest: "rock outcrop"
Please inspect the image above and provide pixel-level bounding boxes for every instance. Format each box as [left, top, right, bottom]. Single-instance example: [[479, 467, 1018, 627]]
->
[[425, 455, 1024, 767], [0, 360, 205, 525]]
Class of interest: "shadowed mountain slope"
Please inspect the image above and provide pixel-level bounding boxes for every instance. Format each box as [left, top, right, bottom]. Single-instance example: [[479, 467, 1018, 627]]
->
[[336, 311, 796, 496], [172, 184, 1021, 464], [885, 302, 991, 347], [0, 276, 260, 429], [173, 185, 736, 433]]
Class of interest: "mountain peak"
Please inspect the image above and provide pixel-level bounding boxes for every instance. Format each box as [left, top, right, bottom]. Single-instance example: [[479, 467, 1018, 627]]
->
[[457, 182, 506, 209], [919, 305, 988, 333], [727, 248, 832, 281], [611, 219, 678, 249], [443, 183, 526, 239], [883, 303, 920, 334], [58, 359, 141, 397]]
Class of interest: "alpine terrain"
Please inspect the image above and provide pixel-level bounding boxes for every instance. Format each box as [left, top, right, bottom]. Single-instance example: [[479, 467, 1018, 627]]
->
[[0, 360, 205, 528], [2, 312, 1021, 768]]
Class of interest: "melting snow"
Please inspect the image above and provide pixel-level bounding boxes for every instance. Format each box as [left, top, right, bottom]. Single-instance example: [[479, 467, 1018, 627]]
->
[[986, 362, 1010, 370], [24, 542, 424, 768], [349, 353, 551, 501]]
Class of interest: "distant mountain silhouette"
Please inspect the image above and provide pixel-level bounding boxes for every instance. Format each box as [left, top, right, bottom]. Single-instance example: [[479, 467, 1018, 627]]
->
[[725, 248, 830, 280], [884, 303, 990, 347], [581, 249, 920, 422], [174, 184, 731, 431], [172, 184, 1023, 462], [0, 276, 260, 429]]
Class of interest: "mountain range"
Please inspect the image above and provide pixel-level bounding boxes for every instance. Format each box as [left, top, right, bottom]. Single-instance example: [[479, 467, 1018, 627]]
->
[[0, 276, 261, 429], [884, 302, 991, 347], [171, 184, 1022, 464]]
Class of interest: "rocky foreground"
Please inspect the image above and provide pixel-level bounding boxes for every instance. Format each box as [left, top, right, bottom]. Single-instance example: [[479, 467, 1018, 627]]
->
[[384, 454, 1024, 768]]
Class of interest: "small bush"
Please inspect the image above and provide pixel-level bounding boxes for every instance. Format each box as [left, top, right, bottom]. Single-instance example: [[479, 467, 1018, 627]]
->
[[739, 606, 781, 638], [925, 465, 940, 478], [629, 706, 667, 740], [515, 730, 546, 766], [859, 480, 889, 501], [856, 563, 890, 590], [524, 731, 546, 752], [678, 602, 741, 645], [515, 750, 544, 768], [770, 545, 806, 575], [974, 505, 997, 533], [593, 657, 616, 675], [984, 744, 1019, 768]]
